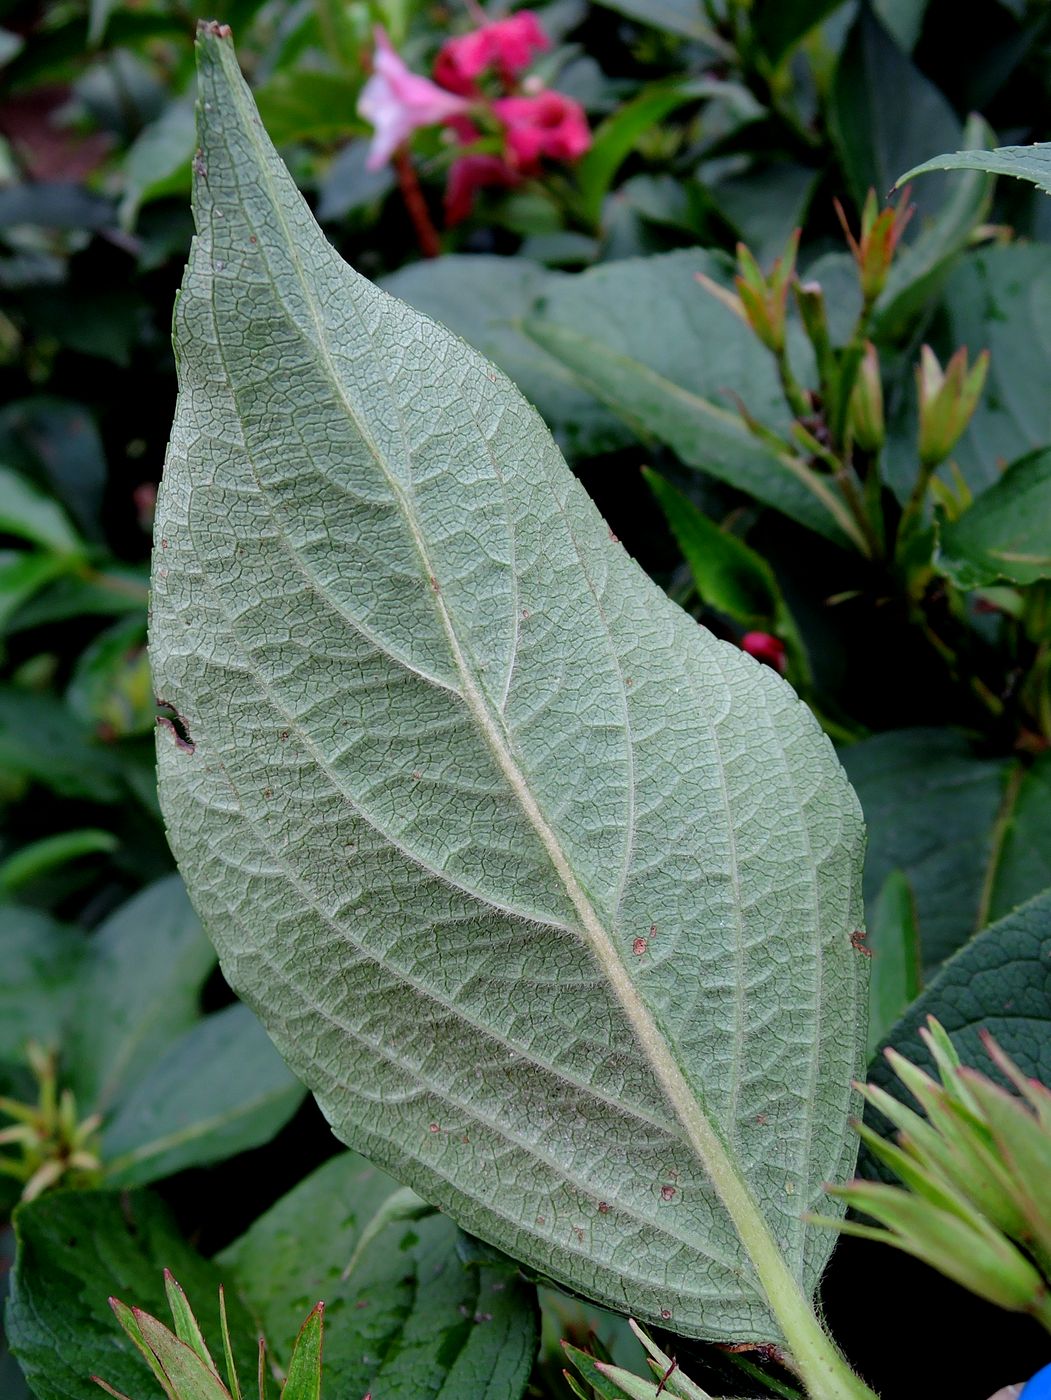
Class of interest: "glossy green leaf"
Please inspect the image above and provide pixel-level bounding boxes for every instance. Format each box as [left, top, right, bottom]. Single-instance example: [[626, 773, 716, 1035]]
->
[[151, 29, 868, 1343], [379, 255, 628, 460], [5, 1190, 258, 1400], [101, 1003, 304, 1187], [524, 252, 861, 545], [897, 140, 1051, 198], [937, 447, 1051, 588], [221, 1153, 538, 1399], [751, 0, 843, 66]]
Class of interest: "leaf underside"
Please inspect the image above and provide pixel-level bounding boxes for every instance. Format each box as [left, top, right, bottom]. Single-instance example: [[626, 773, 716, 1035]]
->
[[151, 25, 866, 1343]]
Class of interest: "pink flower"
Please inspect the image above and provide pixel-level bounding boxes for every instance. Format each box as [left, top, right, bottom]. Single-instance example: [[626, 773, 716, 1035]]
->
[[358, 27, 469, 170], [494, 91, 591, 168], [434, 12, 550, 96], [740, 632, 787, 674], [445, 152, 522, 224]]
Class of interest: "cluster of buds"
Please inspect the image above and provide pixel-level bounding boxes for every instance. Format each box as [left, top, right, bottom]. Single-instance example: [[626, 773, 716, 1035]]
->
[[357, 14, 591, 225], [916, 344, 990, 468], [836, 187, 914, 306], [848, 341, 884, 453], [733, 230, 800, 356], [0, 1041, 102, 1200], [95, 1272, 324, 1400], [812, 1017, 1051, 1332]]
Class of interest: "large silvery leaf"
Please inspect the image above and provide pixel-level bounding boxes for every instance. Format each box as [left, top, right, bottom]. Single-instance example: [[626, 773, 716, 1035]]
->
[[151, 27, 867, 1345]]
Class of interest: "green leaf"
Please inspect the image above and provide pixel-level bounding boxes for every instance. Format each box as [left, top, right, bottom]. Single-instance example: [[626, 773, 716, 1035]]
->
[[6, 1190, 258, 1400], [0, 907, 84, 1061], [100, 1003, 305, 1187], [841, 729, 1009, 973], [0, 687, 125, 801], [64, 875, 217, 1112], [120, 98, 196, 230], [379, 255, 628, 460], [897, 140, 1051, 198], [866, 890, 1051, 1140], [0, 549, 74, 635], [985, 752, 1051, 924], [937, 446, 1051, 588], [524, 251, 862, 545], [279, 1306, 323, 1400], [751, 0, 844, 66], [587, 0, 733, 49], [644, 469, 781, 625], [576, 81, 720, 229], [830, 8, 962, 225], [66, 615, 154, 738], [0, 464, 83, 555], [0, 828, 119, 895], [866, 870, 921, 1058], [220, 1153, 538, 1399], [151, 28, 868, 1344], [874, 113, 996, 340], [938, 245, 1051, 495], [131, 1313, 230, 1400], [562, 1343, 637, 1400]]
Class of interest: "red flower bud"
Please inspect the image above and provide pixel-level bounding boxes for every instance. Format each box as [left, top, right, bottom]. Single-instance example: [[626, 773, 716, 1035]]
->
[[741, 632, 787, 673]]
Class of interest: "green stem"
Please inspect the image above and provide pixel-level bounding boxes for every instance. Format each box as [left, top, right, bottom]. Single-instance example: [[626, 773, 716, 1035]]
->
[[776, 348, 812, 420]]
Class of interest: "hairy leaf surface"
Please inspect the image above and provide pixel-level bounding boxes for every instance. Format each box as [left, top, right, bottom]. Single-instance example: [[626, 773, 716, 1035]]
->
[[151, 27, 866, 1342]]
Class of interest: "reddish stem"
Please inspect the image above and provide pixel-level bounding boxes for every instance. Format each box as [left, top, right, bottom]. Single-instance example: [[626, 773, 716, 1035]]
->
[[394, 147, 441, 259]]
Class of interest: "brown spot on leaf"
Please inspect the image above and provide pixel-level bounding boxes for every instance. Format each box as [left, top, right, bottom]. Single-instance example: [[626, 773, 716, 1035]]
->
[[632, 937, 648, 956]]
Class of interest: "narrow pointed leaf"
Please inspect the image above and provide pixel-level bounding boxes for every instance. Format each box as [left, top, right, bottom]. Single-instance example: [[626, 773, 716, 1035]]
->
[[133, 1311, 232, 1400], [278, 1305, 323, 1400], [164, 1271, 218, 1373], [152, 25, 867, 1343]]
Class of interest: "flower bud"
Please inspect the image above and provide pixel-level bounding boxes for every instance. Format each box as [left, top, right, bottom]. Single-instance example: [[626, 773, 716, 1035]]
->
[[734, 230, 800, 355], [916, 344, 990, 468], [741, 631, 786, 673], [836, 188, 914, 304], [848, 341, 884, 452]]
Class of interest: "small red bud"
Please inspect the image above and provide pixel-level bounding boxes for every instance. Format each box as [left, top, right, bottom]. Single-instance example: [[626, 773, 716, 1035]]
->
[[741, 631, 787, 673]]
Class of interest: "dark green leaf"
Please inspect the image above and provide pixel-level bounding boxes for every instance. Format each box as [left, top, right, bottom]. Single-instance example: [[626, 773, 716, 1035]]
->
[[841, 729, 1007, 973], [937, 447, 1051, 588], [644, 467, 781, 625], [752, 0, 844, 66], [6, 1191, 258, 1400], [940, 245, 1051, 496], [830, 8, 961, 224], [524, 251, 862, 544], [867, 889, 1051, 1121], [100, 1003, 304, 1187], [874, 114, 995, 339], [0, 907, 84, 1061], [587, 0, 733, 49], [577, 80, 720, 228], [65, 875, 216, 1112], [986, 752, 1051, 924], [220, 1153, 539, 1400], [120, 98, 196, 229], [0, 828, 118, 895], [0, 687, 125, 802], [866, 870, 921, 1058], [66, 615, 154, 738], [0, 399, 108, 542], [379, 255, 628, 459]]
